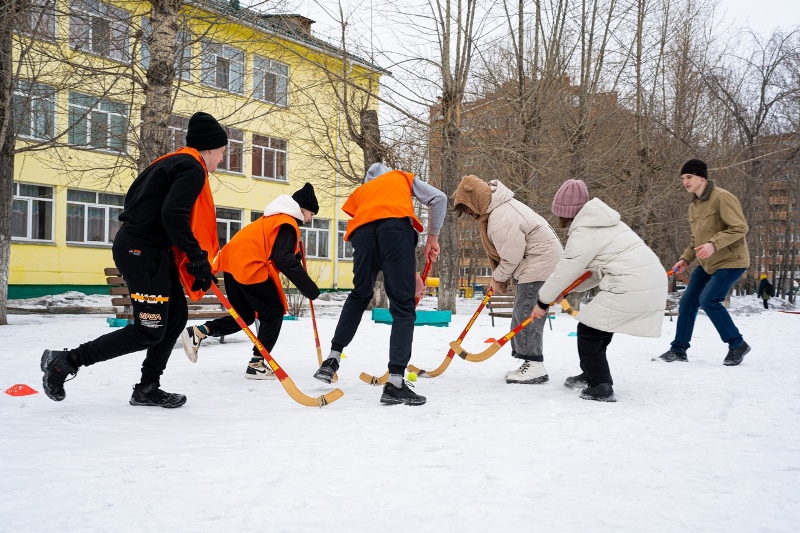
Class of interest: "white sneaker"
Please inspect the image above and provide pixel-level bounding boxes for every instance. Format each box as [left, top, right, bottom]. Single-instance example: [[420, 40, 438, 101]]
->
[[245, 358, 276, 380], [505, 360, 549, 384], [181, 326, 207, 363]]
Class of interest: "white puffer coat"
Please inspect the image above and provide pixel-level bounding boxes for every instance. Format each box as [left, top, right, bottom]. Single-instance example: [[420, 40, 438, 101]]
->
[[538, 198, 667, 337], [487, 180, 563, 283]]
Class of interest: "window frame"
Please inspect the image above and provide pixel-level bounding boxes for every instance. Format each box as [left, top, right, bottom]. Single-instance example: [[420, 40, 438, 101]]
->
[[251, 134, 287, 182], [12, 80, 56, 140], [65, 188, 124, 245], [19, 0, 56, 41], [217, 127, 243, 174], [68, 92, 129, 153], [200, 39, 244, 94], [301, 218, 330, 259], [11, 183, 55, 242], [253, 54, 289, 106], [69, 0, 131, 63], [216, 207, 243, 247], [337, 220, 353, 260]]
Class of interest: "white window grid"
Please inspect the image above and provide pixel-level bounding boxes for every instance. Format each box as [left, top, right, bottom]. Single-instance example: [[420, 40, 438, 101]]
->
[[460, 266, 492, 277], [167, 115, 189, 153], [301, 219, 330, 259], [69, 0, 130, 62], [253, 55, 288, 106], [140, 19, 192, 81], [20, 0, 56, 40], [12, 183, 54, 242], [66, 189, 124, 244], [216, 207, 242, 246], [68, 92, 129, 153], [218, 128, 243, 173], [201, 40, 244, 93], [337, 220, 353, 260], [13, 80, 55, 140], [252, 134, 287, 181]]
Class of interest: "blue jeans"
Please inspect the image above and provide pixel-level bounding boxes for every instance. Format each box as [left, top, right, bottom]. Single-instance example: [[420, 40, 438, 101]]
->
[[671, 266, 746, 353]]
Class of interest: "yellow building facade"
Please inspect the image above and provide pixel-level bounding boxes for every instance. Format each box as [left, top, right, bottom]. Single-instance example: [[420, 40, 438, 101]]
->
[[10, 0, 381, 298]]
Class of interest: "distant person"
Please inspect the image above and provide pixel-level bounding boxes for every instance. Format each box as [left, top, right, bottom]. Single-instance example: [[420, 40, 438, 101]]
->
[[531, 179, 667, 402], [313, 163, 446, 406], [41, 112, 227, 407], [757, 274, 774, 310], [655, 159, 751, 366], [181, 183, 321, 379], [453, 175, 562, 384]]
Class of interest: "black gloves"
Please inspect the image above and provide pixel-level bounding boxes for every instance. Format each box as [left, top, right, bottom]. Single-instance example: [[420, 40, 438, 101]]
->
[[295, 251, 303, 262], [186, 251, 217, 292]]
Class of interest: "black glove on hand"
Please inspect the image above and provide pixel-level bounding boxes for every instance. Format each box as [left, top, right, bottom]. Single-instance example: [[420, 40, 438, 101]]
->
[[186, 251, 216, 292], [295, 251, 303, 262]]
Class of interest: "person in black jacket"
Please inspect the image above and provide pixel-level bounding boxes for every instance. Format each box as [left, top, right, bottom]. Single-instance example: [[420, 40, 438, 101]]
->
[[758, 274, 774, 309], [41, 112, 228, 408], [180, 185, 321, 380]]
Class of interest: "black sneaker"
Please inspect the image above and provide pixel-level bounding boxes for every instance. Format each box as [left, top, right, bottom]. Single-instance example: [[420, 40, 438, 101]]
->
[[129, 383, 187, 408], [580, 383, 616, 402], [564, 372, 588, 389], [380, 381, 426, 406], [653, 349, 688, 362], [313, 358, 339, 384], [723, 342, 751, 366], [41, 349, 78, 402]]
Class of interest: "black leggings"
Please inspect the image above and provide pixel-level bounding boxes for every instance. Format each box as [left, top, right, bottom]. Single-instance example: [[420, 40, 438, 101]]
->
[[577, 322, 615, 387]]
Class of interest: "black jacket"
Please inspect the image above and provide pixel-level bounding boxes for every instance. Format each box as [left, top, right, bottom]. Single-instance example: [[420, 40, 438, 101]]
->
[[271, 225, 321, 300]]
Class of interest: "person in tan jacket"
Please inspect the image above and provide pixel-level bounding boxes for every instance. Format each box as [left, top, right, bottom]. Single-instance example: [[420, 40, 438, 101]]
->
[[453, 175, 563, 384], [656, 159, 751, 366]]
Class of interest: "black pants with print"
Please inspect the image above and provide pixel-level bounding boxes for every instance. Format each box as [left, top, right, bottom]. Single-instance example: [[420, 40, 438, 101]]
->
[[577, 322, 615, 387], [70, 231, 188, 386], [331, 218, 418, 375], [202, 272, 285, 357]]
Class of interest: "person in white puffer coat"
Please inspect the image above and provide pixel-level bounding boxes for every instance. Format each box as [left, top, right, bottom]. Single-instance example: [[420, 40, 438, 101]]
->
[[453, 175, 563, 384], [531, 179, 667, 402]]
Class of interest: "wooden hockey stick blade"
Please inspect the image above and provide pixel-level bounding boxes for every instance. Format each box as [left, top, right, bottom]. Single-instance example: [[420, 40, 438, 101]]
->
[[560, 300, 579, 317], [359, 370, 388, 385], [449, 339, 503, 362], [210, 284, 343, 407]]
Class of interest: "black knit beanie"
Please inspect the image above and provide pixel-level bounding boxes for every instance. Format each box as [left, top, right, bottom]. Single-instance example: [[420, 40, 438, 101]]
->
[[680, 158, 707, 178], [292, 182, 319, 214], [185, 112, 228, 151]]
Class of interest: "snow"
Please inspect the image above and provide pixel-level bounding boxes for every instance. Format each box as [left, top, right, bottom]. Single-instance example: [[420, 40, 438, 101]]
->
[[2, 293, 799, 532]]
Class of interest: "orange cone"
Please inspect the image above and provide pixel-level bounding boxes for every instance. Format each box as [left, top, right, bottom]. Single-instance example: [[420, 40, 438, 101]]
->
[[5, 384, 38, 396]]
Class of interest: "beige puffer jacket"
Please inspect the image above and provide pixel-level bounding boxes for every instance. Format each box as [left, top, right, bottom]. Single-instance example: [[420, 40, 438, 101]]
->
[[487, 180, 563, 284], [538, 198, 667, 338]]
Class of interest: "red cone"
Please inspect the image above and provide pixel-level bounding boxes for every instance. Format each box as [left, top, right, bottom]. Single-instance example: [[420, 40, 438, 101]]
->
[[5, 384, 38, 396]]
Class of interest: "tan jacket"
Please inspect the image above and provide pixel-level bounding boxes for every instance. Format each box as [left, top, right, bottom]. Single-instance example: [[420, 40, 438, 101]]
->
[[680, 181, 750, 274]]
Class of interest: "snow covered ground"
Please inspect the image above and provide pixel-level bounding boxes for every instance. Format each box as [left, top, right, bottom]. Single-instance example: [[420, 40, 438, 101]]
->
[[2, 293, 798, 532]]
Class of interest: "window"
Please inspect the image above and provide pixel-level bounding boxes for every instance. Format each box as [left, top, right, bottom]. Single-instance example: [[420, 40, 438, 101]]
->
[[69, 0, 130, 62], [253, 55, 288, 106], [12, 183, 54, 241], [251, 211, 263, 222], [218, 128, 243, 173], [460, 266, 492, 277], [68, 92, 129, 152], [252, 134, 287, 181], [66, 189, 124, 244], [216, 208, 242, 246], [201, 40, 244, 93], [167, 115, 189, 153], [301, 219, 330, 258], [337, 220, 353, 260], [19, 0, 56, 40], [141, 19, 192, 81], [12, 81, 55, 140]]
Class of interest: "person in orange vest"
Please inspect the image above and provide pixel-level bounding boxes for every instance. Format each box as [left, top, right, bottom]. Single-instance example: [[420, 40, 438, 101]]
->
[[180, 183, 321, 379], [313, 163, 446, 406], [41, 112, 227, 408]]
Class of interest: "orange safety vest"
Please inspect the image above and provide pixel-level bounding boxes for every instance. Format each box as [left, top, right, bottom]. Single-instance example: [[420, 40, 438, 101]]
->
[[148, 147, 219, 302], [342, 170, 424, 241], [214, 213, 301, 313]]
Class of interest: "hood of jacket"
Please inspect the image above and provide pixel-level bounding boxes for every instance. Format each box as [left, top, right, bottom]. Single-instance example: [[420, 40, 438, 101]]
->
[[486, 179, 515, 212], [263, 194, 303, 220], [568, 197, 620, 234]]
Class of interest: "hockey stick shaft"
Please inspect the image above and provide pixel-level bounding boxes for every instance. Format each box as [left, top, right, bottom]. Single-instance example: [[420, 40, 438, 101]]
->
[[210, 284, 343, 407], [300, 242, 337, 382]]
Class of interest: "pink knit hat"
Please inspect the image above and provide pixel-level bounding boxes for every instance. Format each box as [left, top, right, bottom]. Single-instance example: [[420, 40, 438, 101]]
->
[[551, 179, 589, 218]]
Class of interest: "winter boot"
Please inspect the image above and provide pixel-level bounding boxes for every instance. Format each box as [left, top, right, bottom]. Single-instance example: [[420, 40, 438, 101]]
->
[[564, 372, 589, 389], [723, 342, 751, 366], [380, 380, 426, 406], [41, 349, 78, 402], [181, 325, 207, 363], [129, 383, 187, 408], [313, 358, 339, 384], [505, 360, 549, 384], [580, 383, 616, 402], [245, 356, 276, 380], [653, 349, 688, 363]]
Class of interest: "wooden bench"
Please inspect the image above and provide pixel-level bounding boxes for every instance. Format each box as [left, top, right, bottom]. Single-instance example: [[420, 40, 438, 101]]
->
[[104, 268, 230, 339], [665, 300, 678, 322], [487, 288, 554, 330]]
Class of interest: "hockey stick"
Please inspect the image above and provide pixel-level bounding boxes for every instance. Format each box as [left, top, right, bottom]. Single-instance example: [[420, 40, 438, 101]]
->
[[300, 242, 337, 383], [358, 260, 432, 385], [406, 287, 495, 378], [450, 271, 592, 362], [210, 284, 343, 407]]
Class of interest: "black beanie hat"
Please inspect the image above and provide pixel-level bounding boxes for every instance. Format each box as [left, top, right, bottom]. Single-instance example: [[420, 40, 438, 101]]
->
[[680, 158, 708, 178], [292, 182, 319, 214], [185, 112, 228, 151]]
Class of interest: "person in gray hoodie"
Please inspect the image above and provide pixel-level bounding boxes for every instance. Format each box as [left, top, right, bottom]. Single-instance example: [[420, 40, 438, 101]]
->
[[453, 175, 563, 384]]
